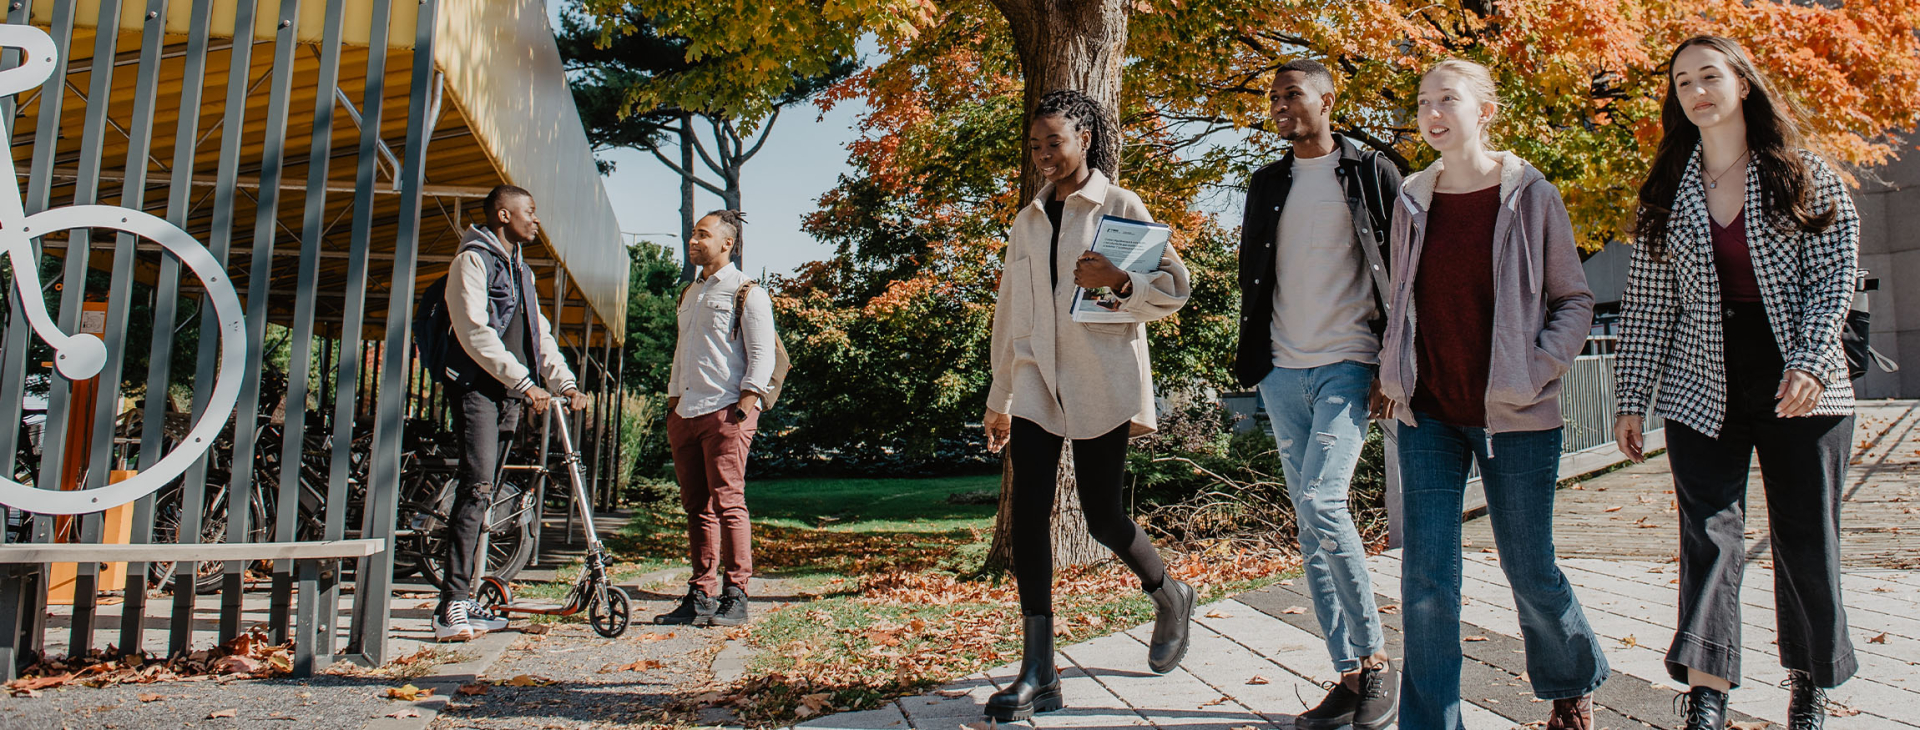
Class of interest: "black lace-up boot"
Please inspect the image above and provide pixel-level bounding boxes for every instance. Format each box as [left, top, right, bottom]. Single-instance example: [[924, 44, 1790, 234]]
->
[[1679, 685, 1729, 730], [1785, 669, 1827, 730]]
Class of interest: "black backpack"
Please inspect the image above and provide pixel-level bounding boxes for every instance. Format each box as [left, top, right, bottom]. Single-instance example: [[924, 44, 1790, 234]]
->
[[413, 242, 506, 386]]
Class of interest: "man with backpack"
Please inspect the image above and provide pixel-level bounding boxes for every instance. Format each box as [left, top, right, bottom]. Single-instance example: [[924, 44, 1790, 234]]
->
[[1233, 60, 1402, 729], [654, 209, 778, 628], [429, 184, 588, 642]]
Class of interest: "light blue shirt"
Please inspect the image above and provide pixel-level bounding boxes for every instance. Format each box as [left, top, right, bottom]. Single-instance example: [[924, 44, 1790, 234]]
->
[[667, 263, 776, 418]]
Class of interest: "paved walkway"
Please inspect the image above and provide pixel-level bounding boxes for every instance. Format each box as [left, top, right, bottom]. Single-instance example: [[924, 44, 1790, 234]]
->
[[800, 401, 1920, 730]]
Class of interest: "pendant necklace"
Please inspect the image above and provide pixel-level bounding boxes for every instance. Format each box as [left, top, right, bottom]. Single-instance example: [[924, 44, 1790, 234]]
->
[[1706, 149, 1750, 190]]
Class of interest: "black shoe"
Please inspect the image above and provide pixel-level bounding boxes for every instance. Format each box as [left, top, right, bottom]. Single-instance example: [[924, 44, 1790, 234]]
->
[[652, 588, 716, 625], [985, 615, 1064, 721], [702, 586, 749, 627], [1353, 660, 1400, 730], [1678, 685, 1729, 730], [1295, 680, 1360, 730], [1146, 577, 1195, 674], [1785, 669, 1827, 730]]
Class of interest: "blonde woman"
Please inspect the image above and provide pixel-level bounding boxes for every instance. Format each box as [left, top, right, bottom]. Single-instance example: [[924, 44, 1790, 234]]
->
[[1376, 59, 1608, 730]]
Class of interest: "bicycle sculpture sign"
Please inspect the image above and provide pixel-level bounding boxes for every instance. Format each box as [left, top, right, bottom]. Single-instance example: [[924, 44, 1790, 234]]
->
[[0, 24, 246, 515]]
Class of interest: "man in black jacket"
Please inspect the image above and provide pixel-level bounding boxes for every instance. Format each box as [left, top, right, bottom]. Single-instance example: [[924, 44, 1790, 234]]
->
[[1234, 59, 1402, 730]]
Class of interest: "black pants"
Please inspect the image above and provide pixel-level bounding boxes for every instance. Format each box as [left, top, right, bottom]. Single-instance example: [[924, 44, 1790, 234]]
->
[[1008, 417, 1165, 616], [1665, 302, 1856, 688], [437, 381, 523, 615]]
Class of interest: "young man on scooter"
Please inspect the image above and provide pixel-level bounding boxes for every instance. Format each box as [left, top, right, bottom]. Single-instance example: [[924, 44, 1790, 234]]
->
[[436, 185, 590, 642]]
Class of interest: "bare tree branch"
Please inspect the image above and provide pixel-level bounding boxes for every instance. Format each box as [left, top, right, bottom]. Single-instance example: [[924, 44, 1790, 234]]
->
[[738, 106, 782, 163], [649, 144, 728, 197]]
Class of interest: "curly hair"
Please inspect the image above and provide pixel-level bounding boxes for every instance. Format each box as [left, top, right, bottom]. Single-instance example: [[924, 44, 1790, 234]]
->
[[1033, 89, 1118, 178]]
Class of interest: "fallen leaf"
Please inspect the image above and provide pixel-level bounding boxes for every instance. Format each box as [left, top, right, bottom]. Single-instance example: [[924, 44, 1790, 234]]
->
[[1198, 696, 1228, 708], [137, 693, 164, 703], [1379, 605, 1400, 614], [522, 623, 551, 635], [1728, 721, 1771, 730], [1829, 706, 1862, 717], [457, 683, 489, 696], [613, 659, 665, 672], [1203, 609, 1233, 619], [211, 655, 263, 676], [1247, 675, 1271, 685], [503, 674, 546, 687], [387, 708, 422, 718], [6, 674, 73, 692], [635, 632, 674, 643], [9, 688, 38, 699], [386, 684, 434, 701], [796, 704, 818, 719], [1869, 632, 1888, 644], [1604, 506, 1624, 513], [1282, 607, 1306, 615], [933, 689, 971, 698], [1620, 635, 1639, 648], [208, 708, 238, 719], [865, 630, 901, 647], [1464, 635, 1489, 642]]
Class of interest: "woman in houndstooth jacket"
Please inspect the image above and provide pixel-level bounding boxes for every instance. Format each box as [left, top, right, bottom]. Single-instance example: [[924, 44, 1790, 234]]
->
[[1613, 37, 1860, 730]]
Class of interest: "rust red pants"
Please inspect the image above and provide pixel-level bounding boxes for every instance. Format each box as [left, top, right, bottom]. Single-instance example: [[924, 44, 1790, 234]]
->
[[665, 406, 759, 595]]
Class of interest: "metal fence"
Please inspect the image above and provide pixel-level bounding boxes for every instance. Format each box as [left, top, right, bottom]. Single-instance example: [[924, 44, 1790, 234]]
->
[[0, 0, 626, 679]]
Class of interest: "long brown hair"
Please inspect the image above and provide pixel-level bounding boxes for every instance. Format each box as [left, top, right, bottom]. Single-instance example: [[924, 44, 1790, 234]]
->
[[1633, 36, 1835, 256]]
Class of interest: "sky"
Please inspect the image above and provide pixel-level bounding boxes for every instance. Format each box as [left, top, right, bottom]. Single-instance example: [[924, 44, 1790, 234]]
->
[[545, 3, 863, 279]]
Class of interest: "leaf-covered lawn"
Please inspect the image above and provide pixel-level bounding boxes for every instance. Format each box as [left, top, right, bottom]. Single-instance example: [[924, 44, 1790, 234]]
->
[[587, 474, 1301, 727]]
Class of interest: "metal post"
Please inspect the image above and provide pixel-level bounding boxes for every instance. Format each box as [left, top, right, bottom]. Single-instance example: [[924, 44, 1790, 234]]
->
[[82, 0, 173, 657], [284, 0, 348, 672], [352, 0, 439, 665], [333, 4, 397, 647], [250, 0, 305, 648], [45, 0, 126, 657], [126, 0, 219, 658], [0, 0, 61, 679]]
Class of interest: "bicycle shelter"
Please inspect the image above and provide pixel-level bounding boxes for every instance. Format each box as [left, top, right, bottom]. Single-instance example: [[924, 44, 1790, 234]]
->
[[0, 0, 630, 677]]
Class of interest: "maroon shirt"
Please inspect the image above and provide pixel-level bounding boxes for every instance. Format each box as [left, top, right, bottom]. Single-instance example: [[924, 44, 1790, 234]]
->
[[1711, 210, 1762, 303], [1412, 186, 1502, 428]]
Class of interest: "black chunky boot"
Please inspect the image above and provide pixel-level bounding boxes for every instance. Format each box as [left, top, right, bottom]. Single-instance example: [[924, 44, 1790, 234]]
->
[[1679, 685, 1729, 730], [1785, 669, 1827, 730], [985, 615, 1064, 721], [1146, 578, 1195, 674]]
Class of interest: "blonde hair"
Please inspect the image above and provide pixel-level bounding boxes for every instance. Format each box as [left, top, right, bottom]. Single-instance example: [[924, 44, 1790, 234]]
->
[[1421, 59, 1501, 141]]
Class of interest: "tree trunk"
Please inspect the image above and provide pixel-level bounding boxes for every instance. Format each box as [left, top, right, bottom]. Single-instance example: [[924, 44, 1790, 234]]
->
[[723, 178, 743, 270], [982, 0, 1133, 574], [677, 112, 697, 283], [992, 0, 1130, 203], [984, 440, 1106, 572]]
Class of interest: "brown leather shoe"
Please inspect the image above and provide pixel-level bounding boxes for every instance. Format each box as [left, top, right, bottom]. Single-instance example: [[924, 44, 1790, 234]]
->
[[1546, 696, 1593, 730]]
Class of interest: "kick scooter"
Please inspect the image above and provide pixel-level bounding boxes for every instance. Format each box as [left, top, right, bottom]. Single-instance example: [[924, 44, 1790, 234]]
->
[[473, 410, 631, 638]]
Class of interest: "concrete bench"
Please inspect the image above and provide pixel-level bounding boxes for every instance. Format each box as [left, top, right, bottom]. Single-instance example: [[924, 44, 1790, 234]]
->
[[0, 538, 386, 681]]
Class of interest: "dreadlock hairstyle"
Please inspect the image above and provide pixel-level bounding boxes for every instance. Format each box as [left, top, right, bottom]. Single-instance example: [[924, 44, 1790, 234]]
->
[[702, 209, 747, 241], [1032, 90, 1118, 179], [1634, 36, 1835, 259]]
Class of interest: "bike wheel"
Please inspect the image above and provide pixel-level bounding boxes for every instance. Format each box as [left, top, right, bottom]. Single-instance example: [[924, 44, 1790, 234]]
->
[[589, 585, 630, 638], [149, 484, 269, 595]]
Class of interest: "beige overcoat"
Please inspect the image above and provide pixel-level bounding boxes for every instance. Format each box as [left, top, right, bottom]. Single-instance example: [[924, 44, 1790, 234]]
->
[[986, 170, 1191, 439]]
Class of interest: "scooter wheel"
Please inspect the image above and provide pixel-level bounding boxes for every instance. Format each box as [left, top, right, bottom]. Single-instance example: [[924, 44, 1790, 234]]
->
[[475, 576, 512, 614], [590, 585, 630, 638]]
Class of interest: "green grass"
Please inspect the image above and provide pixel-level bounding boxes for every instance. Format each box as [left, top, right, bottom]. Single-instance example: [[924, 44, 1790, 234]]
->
[[744, 474, 1001, 532]]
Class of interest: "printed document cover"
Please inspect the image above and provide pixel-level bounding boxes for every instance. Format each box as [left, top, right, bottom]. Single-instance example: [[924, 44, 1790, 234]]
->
[[1071, 215, 1171, 323]]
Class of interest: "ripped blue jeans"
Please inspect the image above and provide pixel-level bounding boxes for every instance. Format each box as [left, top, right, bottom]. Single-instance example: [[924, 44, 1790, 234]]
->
[[1257, 361, 1385, 674]]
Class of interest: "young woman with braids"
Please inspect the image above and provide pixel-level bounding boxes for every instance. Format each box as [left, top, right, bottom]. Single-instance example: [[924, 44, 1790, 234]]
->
[[980, 89, 1195, 721], [1613, 37, 1861, 730]]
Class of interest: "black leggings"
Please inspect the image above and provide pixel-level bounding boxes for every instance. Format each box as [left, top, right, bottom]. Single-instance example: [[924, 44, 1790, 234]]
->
[[1009, 417, 1166, 616]]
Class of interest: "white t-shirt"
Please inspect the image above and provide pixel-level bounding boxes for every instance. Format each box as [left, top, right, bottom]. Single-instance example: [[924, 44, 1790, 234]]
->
[[1269, 152, 1380, 369]]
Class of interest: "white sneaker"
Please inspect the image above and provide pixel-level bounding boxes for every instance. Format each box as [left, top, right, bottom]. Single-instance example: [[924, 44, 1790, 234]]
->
[[465, 600, 510, 632], [434, 602, 476, 642]]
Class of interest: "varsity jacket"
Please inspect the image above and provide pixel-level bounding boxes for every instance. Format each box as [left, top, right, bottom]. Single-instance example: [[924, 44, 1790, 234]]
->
[[1234, 133, 1401, 388], [1614, 147, 1858, 438], [447, 225, 579, 395]]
